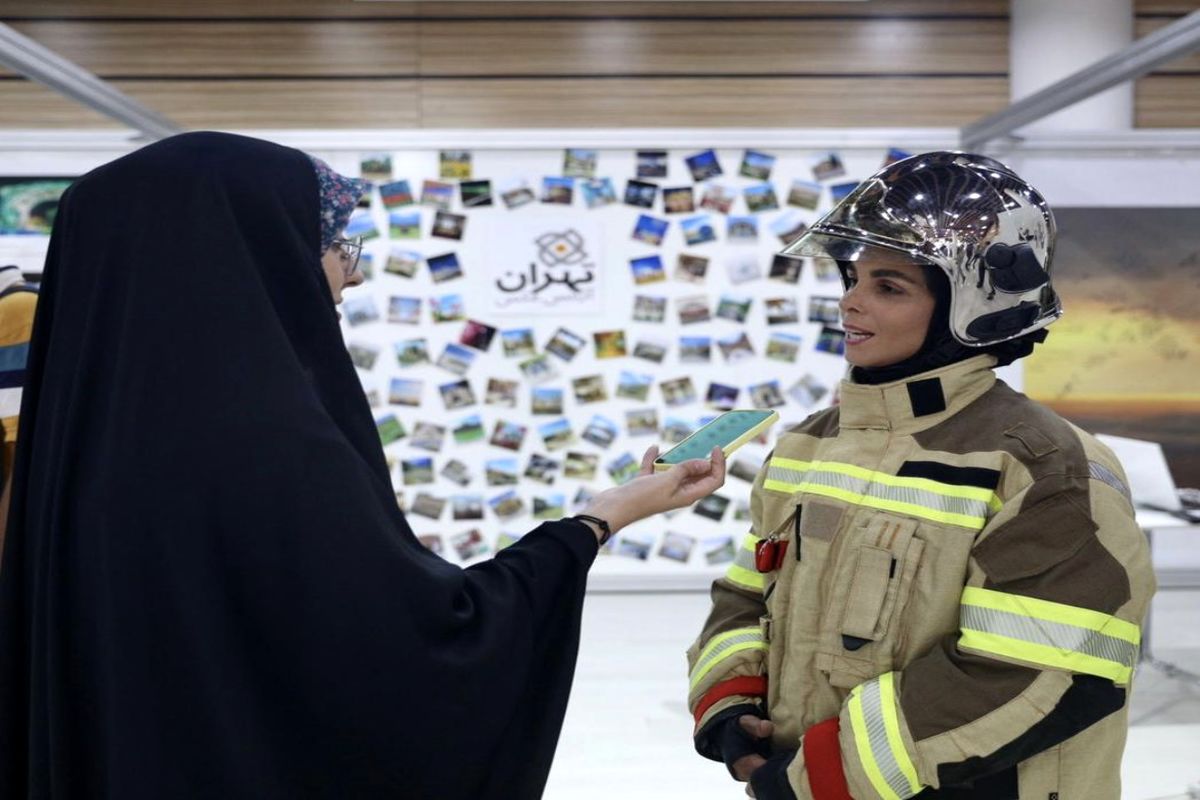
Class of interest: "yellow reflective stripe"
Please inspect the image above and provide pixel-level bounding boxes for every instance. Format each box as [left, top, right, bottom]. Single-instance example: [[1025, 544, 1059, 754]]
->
[[775, 458, 996, 502], [878, 673, 921, 796], [848, 687, 895, 800], [961, 587, 1140, 644], [848, 674, 921, 800], [958, 630, 1133, 684], [689, 627, 767, 691], [725, 564, 766, 591]]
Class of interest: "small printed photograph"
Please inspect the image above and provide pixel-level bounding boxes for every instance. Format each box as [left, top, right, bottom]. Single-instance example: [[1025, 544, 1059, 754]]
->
[[385, 247, 421, 278], [681, 215, 717, 246], [633, 294, 667, 323], [451, 494, 486, 521], [739, 149, 776, 181], [431, 211, 466, 240], [685, 148, 723, 181], [499, 178, 536, 209], [545, 327, 587, 362], [358, 253, 376, 281], [411, 421, 447, 452], [726, 215, 758, 243], [771, 212, 808, 246], [572, 374, 608, 404], [421, 180, 455, 210], [631, 215, 669, 247], [439, 378, 478, 410], [769, 253, 804, 284], [663, 186, 695, 214], [625, 338, 664, 364], [431, 293, 465, 323], [427, 252, 463, 283], [699, 183, 736, 214], [765, 296, 800, 325], [450, 529, 490, 561], [734, 500, 753, 521], [460, 319, 498, 351], [703, 535, 738, 566], [787, 179, 822, 210], [717, 331, 756, 363], [830, 181, 860, 203], [485, 377, 519, 408], [637, 149, 669, 178], [379, 178, 413, 209], [808, 295, 842, 324], [439, 150, 472, 180], [815, 326, 847, 356], [616, 371, 654, 402], [541, 176, 574, 205], [435, 342, 476, 375], [459, 179, 493, 208], [715, 294, 753, 324], [453, 414, 486, 444], [563, 450, 599, 481], [524, 453, 561, 484], [539, 417, 576, 451], [743, 183, 780, 213], [495, 531, 524, 551], [662, 417, 694, 445], [788, 373, 829, 408], [678, 335, 711, 363], [624, 179, 659, 209], [411, 492, 446, 521], [658, 532, 696, 563], [694, 493, 731, 522], [706, 382, 739, 411], [441, 458, 473, 486], [813, 257, 843, 283], [883, 147, 913, 167], [749, 380, 786, 409], [518, 353, 559, 384], [812, 151, 847, 181], [675, 253, 709, 283], [500, 327, 537, 358], [630, 254, 667, 285], [617, 529, 655, 561], [563, 148, 598, 178], [593, 330, 628, 359], [728, 457, 761, 484], [364, 387, 381, 408], [677, 295, 712, 325], [766, 332, 803, 363], [532, 492, 567, 520], [490, 419, 528, 451], [344, 210, 379, 242], [660, 376, 697, 407], [489, 490, 526, 520], [388, 211, 421, 239], [395, 337, 432, 368], [417, 534, 445, 555], [531, 386, 565, 415], [581, 177, 617, 209], [726, 253, 761, 285], [388, 377, 423, 407], [375, 413, 406, 446], [349, 342, 381, 370], [401, 456, 435, 486], [625, 408, 660, 437], [607, 451, 641, 485], [486, 457, 520, 486], [360, 152, 393, 183], [581, 414, 619, 449]]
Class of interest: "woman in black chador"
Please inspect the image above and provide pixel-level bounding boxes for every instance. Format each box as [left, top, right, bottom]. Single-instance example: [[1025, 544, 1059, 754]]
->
[[0, 132, 725, 799]]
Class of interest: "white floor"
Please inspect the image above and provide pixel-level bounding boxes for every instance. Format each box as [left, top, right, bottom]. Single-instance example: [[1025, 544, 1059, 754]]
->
[[544, 591, 1200, 800]]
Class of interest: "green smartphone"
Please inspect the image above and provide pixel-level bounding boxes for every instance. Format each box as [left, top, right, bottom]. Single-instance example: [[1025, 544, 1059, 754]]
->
[[653, 409, 779, 472]]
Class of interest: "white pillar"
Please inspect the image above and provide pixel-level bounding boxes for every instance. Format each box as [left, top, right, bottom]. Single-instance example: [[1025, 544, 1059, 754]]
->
[[1010, 0, 1134, 131]]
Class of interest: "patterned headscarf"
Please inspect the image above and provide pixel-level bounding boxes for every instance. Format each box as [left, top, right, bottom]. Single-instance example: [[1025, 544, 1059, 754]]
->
[[307, 155, 370, 253]]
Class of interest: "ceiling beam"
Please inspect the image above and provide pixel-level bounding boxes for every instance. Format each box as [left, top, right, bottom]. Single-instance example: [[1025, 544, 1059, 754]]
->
[[962, 10, 1200, 150]]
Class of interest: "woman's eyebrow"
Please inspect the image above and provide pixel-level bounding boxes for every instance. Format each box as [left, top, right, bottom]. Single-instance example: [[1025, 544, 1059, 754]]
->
[[868, 268, 920, 284]]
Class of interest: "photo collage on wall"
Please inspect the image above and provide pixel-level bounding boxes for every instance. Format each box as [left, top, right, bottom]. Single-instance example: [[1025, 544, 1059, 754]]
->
[[337, 145, 914, 571]]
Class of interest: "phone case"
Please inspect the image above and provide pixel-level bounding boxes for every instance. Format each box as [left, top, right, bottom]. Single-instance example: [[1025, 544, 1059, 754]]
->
[[652, 409, 779, 471]]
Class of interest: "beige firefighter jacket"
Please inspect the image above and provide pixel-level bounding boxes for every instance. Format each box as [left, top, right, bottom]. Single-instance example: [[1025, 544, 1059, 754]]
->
[[687, 355, 1156, 799]]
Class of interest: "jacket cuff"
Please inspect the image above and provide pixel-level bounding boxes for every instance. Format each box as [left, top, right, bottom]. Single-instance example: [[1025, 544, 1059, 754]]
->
[[802, 718, 853, 800], [693, 703, 765, 763], [694, 675, 768, 725]]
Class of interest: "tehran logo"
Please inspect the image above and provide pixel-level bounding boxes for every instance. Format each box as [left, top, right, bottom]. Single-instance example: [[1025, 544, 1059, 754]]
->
[[493, 227, 599, 309]]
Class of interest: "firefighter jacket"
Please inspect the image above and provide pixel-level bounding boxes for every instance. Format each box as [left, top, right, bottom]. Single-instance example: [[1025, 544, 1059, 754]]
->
[[686, 355, 1156, 799]]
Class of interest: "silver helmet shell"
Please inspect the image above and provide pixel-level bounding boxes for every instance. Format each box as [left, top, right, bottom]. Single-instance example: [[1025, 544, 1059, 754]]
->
[[782, 151, 1062, 346]]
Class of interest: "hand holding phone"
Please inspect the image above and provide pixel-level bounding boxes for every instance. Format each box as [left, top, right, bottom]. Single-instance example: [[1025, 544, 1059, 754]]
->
[[653, 409, 779, 472]]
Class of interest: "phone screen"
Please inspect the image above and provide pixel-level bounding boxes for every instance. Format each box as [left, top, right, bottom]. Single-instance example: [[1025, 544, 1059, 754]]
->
[[655, 409, 777, 466]]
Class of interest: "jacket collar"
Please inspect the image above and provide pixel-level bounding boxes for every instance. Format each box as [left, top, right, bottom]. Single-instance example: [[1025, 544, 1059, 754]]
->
[[837, 354, 998, 435]]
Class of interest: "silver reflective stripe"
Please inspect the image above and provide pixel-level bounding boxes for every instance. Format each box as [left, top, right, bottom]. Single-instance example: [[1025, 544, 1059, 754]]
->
[[1089, 460, 1132, 504], [860, 679, 917, 799], [733, 544, 758, 573], [961, 605, 1138, 668], [767, 464, 991, 521], [690, 629, 763, 685]]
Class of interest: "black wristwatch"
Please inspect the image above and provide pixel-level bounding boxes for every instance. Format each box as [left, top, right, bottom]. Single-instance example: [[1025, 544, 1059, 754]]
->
[[569, 514, 614, 545]]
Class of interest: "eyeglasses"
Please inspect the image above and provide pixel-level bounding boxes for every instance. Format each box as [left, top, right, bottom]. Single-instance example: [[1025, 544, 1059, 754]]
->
[[331, 236, 363, 279]]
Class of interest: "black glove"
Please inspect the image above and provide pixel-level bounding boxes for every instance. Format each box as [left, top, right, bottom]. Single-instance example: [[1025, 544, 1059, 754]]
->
[[694, 705, 773, 780], [749, 749, 799, 800]]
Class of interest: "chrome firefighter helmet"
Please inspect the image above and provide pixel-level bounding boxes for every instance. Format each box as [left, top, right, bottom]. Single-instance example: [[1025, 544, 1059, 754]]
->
[[782, 151, 1062, 346]]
